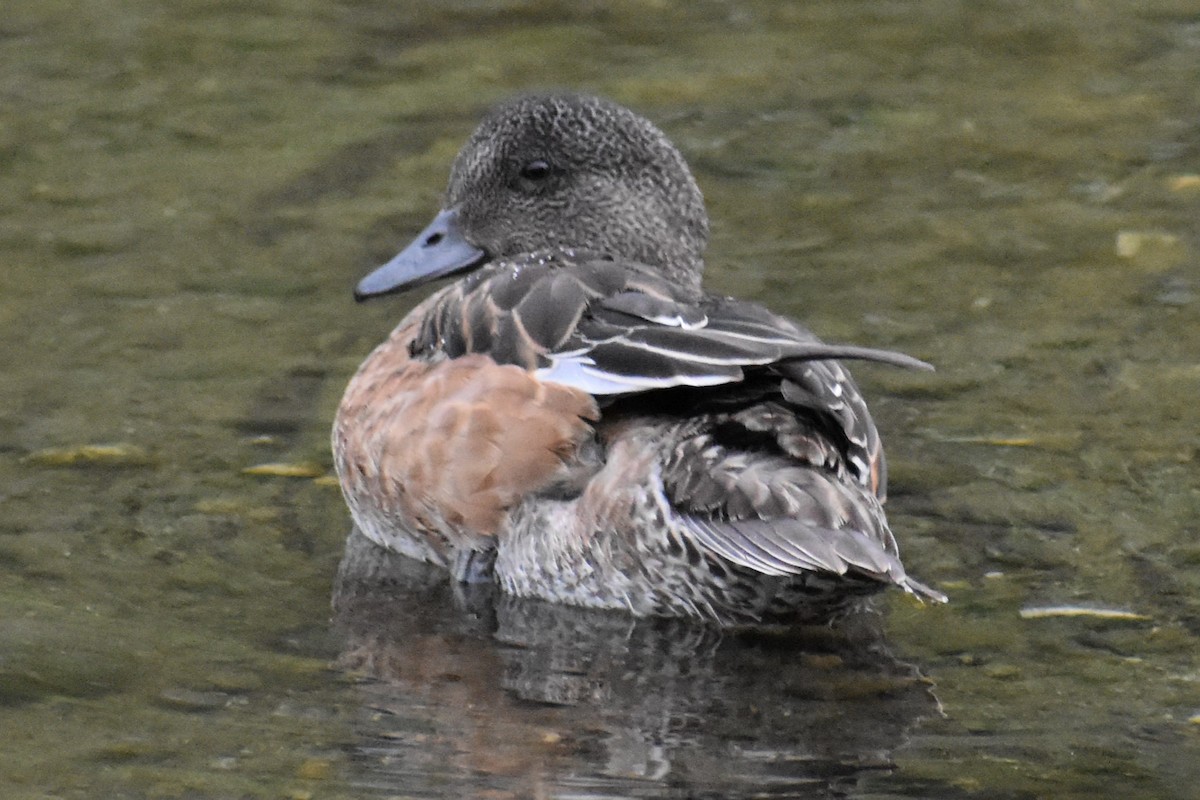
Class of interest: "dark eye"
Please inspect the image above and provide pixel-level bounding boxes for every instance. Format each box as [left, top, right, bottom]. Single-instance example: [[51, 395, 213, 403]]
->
[[519, 159, 553, 181]]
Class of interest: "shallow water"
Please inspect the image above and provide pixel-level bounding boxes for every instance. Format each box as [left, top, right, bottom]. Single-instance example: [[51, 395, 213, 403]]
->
[[2, 1, 1198, 798]]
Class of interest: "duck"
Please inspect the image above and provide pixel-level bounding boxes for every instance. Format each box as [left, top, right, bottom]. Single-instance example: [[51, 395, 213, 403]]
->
[[332, 92, 945, 623]]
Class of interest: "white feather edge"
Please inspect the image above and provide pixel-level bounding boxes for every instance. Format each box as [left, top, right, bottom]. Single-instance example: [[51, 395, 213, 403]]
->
[[535, 353, 737, 395]]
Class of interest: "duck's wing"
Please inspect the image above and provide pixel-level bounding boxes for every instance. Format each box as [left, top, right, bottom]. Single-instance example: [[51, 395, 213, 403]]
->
[[682, 512, 947, 602], [542, 281, 931, 395], [411, 253, 930, 396], [410, 253, 943, 602], [646, 386, 947, 604], [411, 253, 928, 497]]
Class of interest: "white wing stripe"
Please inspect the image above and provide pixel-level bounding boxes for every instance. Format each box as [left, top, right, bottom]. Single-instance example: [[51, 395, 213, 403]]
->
[[536, 353, 738, 395], [600, 337, 779, 366]]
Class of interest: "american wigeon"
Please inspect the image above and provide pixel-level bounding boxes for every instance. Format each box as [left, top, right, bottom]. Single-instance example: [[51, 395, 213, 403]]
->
[[332, 93, 945, 622]]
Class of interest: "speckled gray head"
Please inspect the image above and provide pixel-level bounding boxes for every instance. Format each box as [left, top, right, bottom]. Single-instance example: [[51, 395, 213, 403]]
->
[[355, 93, 710, 300]]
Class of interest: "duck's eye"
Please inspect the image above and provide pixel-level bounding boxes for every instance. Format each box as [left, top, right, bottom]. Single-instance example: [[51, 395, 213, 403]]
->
[[519, 160, 553, 181]]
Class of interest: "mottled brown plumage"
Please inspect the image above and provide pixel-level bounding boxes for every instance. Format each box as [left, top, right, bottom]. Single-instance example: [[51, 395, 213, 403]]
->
[[333, 93, 944, 622]]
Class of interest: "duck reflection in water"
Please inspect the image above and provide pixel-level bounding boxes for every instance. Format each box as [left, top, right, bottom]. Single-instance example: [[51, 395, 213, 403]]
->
[[334, 532, 941, 799]]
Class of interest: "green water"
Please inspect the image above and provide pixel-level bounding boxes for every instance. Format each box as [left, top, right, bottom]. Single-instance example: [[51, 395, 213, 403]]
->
[[1, 1, 1198, 797]]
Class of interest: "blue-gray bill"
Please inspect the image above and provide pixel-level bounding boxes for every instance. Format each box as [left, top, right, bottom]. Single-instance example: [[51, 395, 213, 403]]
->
[[355, 207, 487, 301]]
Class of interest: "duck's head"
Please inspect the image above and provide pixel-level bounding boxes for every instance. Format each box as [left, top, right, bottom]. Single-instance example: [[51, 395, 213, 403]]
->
[[355, 93, 709, 301]]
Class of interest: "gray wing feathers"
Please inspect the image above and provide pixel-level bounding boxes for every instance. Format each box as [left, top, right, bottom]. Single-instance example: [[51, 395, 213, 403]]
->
[[409, 253, 945, 604], [681, 513, 946, 602], [413, 255, 932, 393], [661, 426, 946, 602], [682, 513, 899, 578]]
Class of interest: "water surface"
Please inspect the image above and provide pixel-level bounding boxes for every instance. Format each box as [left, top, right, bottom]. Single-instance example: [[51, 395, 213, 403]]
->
[[2, 1, 1198, 798]]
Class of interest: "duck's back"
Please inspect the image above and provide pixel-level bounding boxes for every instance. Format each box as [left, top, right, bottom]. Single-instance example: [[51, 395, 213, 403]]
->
[[494, 318, 924, 621]]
